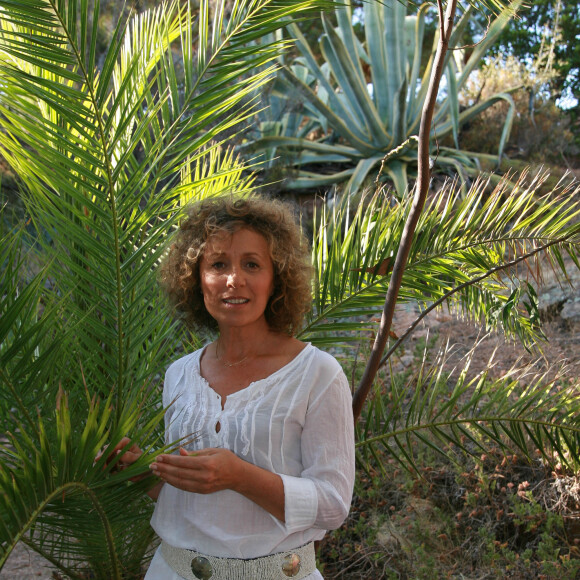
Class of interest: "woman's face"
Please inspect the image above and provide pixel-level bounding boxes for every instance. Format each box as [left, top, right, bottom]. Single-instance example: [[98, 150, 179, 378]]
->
[[199, 228, 275, 331]]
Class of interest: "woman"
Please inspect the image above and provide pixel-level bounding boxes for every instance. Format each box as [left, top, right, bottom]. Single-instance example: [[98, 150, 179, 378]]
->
[[112, 196, 355, 580]]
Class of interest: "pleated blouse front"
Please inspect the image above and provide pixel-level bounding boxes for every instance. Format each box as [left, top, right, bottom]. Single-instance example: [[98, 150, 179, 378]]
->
[[149, 342, 355, 565]]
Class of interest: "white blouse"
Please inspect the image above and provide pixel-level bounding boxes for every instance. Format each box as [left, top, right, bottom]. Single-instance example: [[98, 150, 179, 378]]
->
[[145, 343, 355, 579]]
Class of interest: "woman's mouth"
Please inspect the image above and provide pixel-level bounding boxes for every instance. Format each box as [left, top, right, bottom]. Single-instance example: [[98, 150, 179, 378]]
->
[[223, 298, 249, 304]]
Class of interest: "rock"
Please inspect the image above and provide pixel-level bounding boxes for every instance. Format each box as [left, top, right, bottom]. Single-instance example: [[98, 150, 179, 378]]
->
[[398, 355, 414, 368], [561, 298, 580, 324], [539, 288, 569, 309]]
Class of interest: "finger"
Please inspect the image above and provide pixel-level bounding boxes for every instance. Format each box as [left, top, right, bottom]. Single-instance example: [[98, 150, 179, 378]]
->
[[109, 437, 131, 456], [118, 451, 140, 465], [95, 442, 112, 462], [178, 447, 218, 457], [152, 453, 213, 482], [151, 454, 199, 471], [104, 441, 140, 470], [95, 447, 122, 469], [150, 460, 196, 487], [100, 438, 130, 462]]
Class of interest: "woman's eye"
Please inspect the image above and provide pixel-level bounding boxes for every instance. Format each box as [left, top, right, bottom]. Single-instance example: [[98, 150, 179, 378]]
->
[[245, 261, 259, 269], [211, 262, 225, 269]]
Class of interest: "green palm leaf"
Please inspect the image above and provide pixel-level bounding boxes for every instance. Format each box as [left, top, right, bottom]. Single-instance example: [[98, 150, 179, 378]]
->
[[357, 343, 580, 476], [303, 168, 580, 475], [0, 385, 167, 577], [0, 0, 332, 575], [301, 172, 580, 351]]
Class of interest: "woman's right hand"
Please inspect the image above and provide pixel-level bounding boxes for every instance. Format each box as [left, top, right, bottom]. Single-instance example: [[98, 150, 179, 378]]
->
[[95, 436, 143, 477], [95, 437, 164, 499]]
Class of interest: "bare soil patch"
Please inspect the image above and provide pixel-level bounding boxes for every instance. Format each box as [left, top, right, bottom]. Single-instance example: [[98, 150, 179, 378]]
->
[[0, 543, 54, 580]]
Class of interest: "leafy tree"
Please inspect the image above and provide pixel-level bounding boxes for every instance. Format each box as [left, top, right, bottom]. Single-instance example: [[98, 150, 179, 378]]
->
[[484, 0, 579, 107]]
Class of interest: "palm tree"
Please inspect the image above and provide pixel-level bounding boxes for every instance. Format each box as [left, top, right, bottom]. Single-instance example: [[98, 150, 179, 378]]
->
[[301, 173, 580, 474], [0, 0, 330, 577]]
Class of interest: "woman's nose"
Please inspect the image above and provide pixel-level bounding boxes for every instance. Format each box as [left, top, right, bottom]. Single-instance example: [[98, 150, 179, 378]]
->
[[226, 268, 244, 287]]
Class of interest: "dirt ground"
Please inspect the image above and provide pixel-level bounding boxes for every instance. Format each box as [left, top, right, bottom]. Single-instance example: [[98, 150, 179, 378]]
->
[[404, 255, 580, 384], [435, 316, 580, 383], [0, 543, 54, 580]]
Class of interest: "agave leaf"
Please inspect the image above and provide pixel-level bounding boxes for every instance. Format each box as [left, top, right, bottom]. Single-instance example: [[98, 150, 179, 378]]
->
[[382, 0, 406, 129], [241, 135, 363, 161], [247, 0, 525, 197], [286, 22, 370, 143], [382, 159, 410, 198], [363, 0, 388, 119], [343, 155, 385, 196], [321, 13, 390, 148], [446, 61, 460, 149], [280, 32, 378, 155], [405, 4, 430, 124]]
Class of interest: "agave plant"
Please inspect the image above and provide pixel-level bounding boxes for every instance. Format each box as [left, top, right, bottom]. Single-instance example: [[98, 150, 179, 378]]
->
[[241, 0, 522, 196], [0, 0, 330, 576], [299, 172, 580, 471]]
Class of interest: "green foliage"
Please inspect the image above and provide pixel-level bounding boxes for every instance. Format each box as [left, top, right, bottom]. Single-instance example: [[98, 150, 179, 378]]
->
[[0, 219, 164, 576], [299, 172, 580, 472], [241, 0, 522, 197], [1, 1, 579, 576], [358, 347, 580, 475], [457, 53, 578, 165], [484, 0, 580, 104], [320, 369, 580, 578], [0, 0, 330, 576], [300, 172, 580, 351]]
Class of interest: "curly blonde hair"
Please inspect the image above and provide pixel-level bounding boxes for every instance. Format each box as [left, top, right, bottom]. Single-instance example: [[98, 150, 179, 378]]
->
[[159, 195, 313, 335]]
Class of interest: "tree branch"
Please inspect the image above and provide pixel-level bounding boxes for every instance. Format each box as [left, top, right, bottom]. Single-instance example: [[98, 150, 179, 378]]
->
[[353, 0, 458, 422]]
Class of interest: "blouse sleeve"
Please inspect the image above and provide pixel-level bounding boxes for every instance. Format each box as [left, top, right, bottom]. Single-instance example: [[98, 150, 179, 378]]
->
[[280, 366, 355, 533]]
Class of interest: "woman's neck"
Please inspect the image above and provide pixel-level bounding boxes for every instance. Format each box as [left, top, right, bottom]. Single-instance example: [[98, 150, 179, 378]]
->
[[214, 322, 276, 363]]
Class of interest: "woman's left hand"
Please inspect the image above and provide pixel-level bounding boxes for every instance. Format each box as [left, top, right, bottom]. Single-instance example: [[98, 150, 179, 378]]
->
[[150, 447, 286, 521], [150, 448, 241, 494]]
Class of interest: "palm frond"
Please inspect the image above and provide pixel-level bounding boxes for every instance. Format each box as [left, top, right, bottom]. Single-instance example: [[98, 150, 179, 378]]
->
[[356, 340, 580, 476], [0, 385, 168, 577], [0, 0, 331, 411], [301, 173, 580, 351]]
